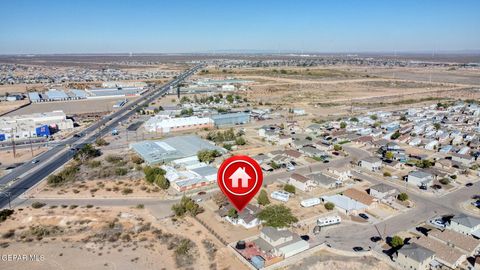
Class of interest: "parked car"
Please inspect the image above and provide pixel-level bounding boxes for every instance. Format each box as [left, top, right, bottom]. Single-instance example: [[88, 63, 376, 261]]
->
[[466, 182, 473, 187], [197, 191, 206, 195], [352, 247, 364, 252], [429, 218, 446, 228], [359, 213, 369, 220], [370, 236, 381, 242]]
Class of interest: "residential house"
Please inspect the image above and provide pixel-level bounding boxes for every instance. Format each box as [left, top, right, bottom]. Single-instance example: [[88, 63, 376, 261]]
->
[[396, 243, 435, 270], [299, 146, 327, 158], [358, 157, 382, 172], [451, 153, 475, 166], [288, 173, 314, 192], [217, 204, 261, 229], [407, 170, 433, 187], [369, 183, 397, 199], [254, 227, 309, 258], [414, 237, 466, 269], [343, 188, 376, 208], [307, 172, 339, 189], [428, 229, 480, 256], [448, 214, 480, 237]]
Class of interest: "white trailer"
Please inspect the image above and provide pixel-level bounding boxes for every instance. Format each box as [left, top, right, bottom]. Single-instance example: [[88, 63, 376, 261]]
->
[[317, 215, 341, 227], [271, 190, 290, 202], [300, 198, 321, 207]]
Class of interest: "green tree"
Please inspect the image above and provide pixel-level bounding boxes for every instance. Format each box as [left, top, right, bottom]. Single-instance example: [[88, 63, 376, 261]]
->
[[258, 205, 298, 228], [283, 184, 296, 194], [433, 123, 441, 130], [226, 94, 234, 103], [439, 178, 450, 185], [370, 115, 378, 120], [399, 115, 407, 121], [227, 208, 238, 219], [155, 174, 170, 189], [235, 137, 246, 146], [143, 166, 166, 184], [340, 122, 347, 129], [333, 144, 343, 151], [390, 131, 401, 140], [385, 151, 394, 160], [389, 235, 404, 248], [270, 161, 280, 170], [350, 117, 359, 122], [397, 193, 409, 201], [257, 190, 270, 206], [416, 159, 433, 169], [171, 196, 203, 217], [324, 202, 335, 211], [197, 150, 221, 163], [74, 144, 101, 163]]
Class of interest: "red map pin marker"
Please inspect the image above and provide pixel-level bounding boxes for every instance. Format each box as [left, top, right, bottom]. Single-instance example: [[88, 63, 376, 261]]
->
[[217, 155, 263, 212]]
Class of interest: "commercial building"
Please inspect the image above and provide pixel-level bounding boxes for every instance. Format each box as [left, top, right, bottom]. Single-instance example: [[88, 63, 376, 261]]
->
[[129, 135, 225, 165], [211, 112, 250, 127], [86, 86, 146, 98], [0, 110, 73, 141], [144, 115, 214, 134]]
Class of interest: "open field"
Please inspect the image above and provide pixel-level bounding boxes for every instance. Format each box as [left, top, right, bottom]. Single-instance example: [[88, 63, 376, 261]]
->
[[0, 205, 245, 270]]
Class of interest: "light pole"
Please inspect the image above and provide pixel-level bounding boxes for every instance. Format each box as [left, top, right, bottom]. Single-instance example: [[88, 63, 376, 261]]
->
[[0, 191, 12, 209]]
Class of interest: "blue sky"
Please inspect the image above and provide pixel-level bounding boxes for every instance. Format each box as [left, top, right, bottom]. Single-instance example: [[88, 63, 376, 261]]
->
[[0, 0, 479, 54]]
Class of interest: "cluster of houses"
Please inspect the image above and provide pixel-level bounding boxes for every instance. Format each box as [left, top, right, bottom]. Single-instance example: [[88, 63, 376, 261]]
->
[[396, 214, 480, 270]]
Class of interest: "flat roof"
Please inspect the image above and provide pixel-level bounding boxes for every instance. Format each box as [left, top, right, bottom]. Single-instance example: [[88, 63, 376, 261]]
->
[[130, 135, 225, 164]]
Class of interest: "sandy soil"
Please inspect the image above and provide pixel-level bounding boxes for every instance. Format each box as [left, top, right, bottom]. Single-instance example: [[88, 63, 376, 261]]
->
[[0, 147, 47, 167], [0, 205, 245, 270], [285, 250, 395, 270], [0, 100, 30, 115]]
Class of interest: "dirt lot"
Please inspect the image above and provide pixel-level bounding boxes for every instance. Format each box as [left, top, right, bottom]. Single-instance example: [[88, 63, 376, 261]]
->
[[0, 205, 245, 270], [286, 250, 394, 270], [0, 100, 30, 115], [0, 147, 47, 168], [6, 97, 139, 116]]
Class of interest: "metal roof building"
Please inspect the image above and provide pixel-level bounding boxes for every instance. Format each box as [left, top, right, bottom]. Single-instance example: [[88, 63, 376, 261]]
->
[[45, 89, 69, 100], [211, 112, 250, 127], [28, 92, 41, 102], [129, 135, 225, 165]]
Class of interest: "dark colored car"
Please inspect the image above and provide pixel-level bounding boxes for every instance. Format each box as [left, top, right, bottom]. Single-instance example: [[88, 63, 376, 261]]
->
[[359, 213, 369, 220], [370, 236, 381, 242], [197, 191, 206, 195], [466, 182, 473, 187], [300, 235, 310, 241], [353, 247, 364, 252]]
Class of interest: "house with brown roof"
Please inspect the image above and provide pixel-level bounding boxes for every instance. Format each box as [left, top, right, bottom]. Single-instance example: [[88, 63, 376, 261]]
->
[[288, 173, 314, 192], [343, 188, 376, 207], [428, 228, 480, 256], [283, 150, 302, 159], [414, 236, 466, 269]]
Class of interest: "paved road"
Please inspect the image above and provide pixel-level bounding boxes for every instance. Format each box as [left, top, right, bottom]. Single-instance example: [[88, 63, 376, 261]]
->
[[0, 64, 203, 208], [316, 171, 480, 251]]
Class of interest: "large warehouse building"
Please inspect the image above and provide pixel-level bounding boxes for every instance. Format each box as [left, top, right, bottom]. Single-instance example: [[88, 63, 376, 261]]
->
[[129, 135, 225, 165], [144, 115, 214, 134], [211, 112, 250, 127], [0, 110, 74, 141]]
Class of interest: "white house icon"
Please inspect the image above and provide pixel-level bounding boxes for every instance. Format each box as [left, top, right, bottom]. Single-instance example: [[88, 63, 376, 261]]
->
[[228, 167, 251, 188]]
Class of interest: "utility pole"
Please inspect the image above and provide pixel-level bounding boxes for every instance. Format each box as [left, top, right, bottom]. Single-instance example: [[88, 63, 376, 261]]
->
[[0, 191, 12, 209], [29, 137, 34, 157]]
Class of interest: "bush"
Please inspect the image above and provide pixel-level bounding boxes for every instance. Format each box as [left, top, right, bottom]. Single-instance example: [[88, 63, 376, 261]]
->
[[324, 202, 335, 211], [155, 174, 170, 190], [136, 204, 144, 209], [397, 193, 409, 201], [95, 138, 109, 146], [131, 155, 144, 165], [122, 188, 133, 195], [171, 196, 203, 217], [105, 155, 123, 164], [333, 144, 342, 151], [31, 202, 46, 209], [115, 168, 128, 176], [235, 137, 246, 146], [0, 209, 14, 222], [383, 171, 392, 177], [257, 190, 270, 206], [439, 178, 450, 185], [197, 150, 221, 163], [283, 184, 296, 194], [389, 235, 404, 248], [88, 160, 102, 168]]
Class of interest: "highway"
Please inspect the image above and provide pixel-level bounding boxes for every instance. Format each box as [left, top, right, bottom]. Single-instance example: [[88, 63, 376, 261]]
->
[[0, 64, 203, 208]]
